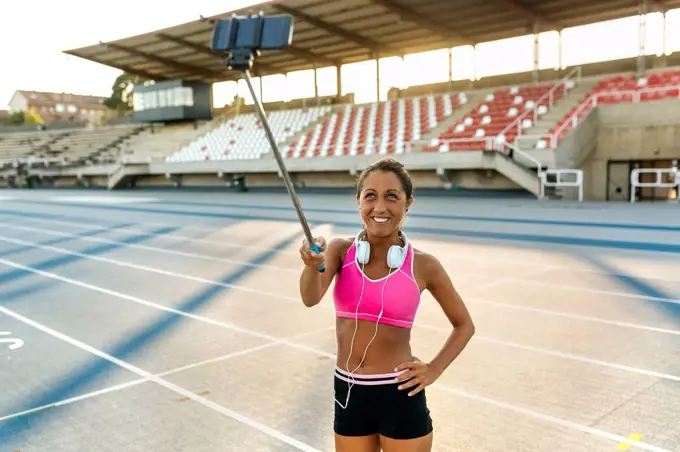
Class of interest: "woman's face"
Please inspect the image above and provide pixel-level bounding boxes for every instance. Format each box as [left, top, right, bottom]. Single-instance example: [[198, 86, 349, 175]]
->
[[357, 170, 412, 238]]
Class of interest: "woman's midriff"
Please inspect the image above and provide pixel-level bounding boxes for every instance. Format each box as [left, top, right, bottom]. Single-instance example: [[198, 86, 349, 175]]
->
[[335, 317, 413, 375]]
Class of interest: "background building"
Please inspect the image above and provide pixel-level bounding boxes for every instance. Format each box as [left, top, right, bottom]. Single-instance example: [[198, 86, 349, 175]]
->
[[7, 90, 107, 124]]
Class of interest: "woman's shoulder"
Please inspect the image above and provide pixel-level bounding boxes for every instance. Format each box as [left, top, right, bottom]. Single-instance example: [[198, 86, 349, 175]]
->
[[327, 237, 355, 261], [411, 246, 444, 273], [328, 236, 354, 249]]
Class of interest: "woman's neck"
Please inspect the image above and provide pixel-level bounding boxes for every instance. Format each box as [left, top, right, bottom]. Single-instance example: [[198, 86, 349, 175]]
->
[[364, 230, 402, 250]]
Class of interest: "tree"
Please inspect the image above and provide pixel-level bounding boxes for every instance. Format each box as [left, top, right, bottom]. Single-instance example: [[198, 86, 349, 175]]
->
[[3, 111, 25, 125], [103, 72, 150, 112]]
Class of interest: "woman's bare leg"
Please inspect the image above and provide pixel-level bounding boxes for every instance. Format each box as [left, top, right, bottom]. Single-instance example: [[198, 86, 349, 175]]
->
[[335, 433, 381, 452], [380, 432, 433, 452]]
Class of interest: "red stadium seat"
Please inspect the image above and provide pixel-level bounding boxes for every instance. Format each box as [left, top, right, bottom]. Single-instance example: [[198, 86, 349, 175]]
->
[[284, 93, 463, 158]]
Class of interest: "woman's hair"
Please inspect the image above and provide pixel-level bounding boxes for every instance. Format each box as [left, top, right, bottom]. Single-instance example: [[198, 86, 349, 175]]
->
[[356, 157, 413, 199]]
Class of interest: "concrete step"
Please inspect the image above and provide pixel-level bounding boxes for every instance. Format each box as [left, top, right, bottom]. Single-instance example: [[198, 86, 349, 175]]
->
[[494, 152, 540, 197], [540, 111, 574, 121], [529, 117, 571, 136], [518, 78, 601, 146]]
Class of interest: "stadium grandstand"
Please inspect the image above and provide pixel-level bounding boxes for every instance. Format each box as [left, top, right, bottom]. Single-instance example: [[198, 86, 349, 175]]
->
[[1, 0, 680, 202]]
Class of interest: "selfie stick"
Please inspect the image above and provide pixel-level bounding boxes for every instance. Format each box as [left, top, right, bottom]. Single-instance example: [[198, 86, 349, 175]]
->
[[225, 44, 324, 272]]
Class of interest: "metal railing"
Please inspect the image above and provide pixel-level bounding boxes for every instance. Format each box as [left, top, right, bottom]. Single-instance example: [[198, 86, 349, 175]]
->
[[500, 141, 545, 198], [500, 140, 544, 171], [539, 169, 584, 202], [498, 66, 583, 140], [498, 143, 584, 202], [630, 168, 679, 203], [517, 84, 680, 150]]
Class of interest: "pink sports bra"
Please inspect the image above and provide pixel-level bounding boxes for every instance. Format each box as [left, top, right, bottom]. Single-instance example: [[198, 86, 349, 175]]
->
[[333, 241, 422, 328]]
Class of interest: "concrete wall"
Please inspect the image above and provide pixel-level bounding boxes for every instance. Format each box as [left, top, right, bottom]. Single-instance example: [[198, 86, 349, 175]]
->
[[21, 166, 521, 194], [555, 108, 599, 170], [598, 99, 680, 126], [581, 101, 680, 200], [155, 169, 515, 191]]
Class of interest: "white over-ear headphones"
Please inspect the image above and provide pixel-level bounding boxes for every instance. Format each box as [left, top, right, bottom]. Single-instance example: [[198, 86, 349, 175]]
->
[[354, 229, 409, 269]]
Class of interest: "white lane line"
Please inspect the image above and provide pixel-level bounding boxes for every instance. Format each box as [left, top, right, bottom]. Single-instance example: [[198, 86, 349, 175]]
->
[[470, 297, 680, 336], [0, 217, 305, 256], [516, 279, 680, 305], [432, 384, 672, 452], [0, 325, 334, 423], [423, 324, 680, 383], [0, 257, 329, 357], [8, 215, 680, 284], [0, 235, 298, 302], [0, 379, 147, 423], [3, 220, 680, 306], [0, 305, 323, 452], [0, 222, 298, 273], [0, 259, 674, 452], [474, 267, 552, 290], [4, 233, 679, 381], [1, 233, 678, 339], [47, 196, 161, 204]]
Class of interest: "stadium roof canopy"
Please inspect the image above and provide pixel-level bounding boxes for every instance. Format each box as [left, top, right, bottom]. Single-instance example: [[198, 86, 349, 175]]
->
[[64, 0, 679, 84]]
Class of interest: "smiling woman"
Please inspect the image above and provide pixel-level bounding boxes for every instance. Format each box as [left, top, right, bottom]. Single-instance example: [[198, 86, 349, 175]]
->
[[298, 157, 476, 452]]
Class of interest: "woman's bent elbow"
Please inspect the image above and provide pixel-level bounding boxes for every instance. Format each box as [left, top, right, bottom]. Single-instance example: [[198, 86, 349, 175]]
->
[[464, 320, 476, 337], [301, 296, 321, 308]]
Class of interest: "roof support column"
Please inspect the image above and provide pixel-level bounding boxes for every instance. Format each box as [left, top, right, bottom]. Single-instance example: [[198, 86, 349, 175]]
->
[[375, 55, 381, 102], [660, 11, 667, 68], [558, 30, 563, 70], [448, 48, 453, 91], [336, 65, 343, 103], [532, 21, 540, 84], [637, 0, 648, 77], [314, 67, 319, 106], [471, 45, 478, 89]]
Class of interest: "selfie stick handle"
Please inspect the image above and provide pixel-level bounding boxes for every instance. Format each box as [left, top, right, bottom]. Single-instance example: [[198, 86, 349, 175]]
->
[[242, 69, 325, 272]]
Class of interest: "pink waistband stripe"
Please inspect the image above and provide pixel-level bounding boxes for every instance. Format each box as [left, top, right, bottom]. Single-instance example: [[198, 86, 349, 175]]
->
[[334, 366, 408, 386]]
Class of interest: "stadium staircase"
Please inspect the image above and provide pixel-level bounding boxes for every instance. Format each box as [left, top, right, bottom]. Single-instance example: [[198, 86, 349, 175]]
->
[[493, 149, 544, 195], [107, 160, 150, 190], [514, 78, 601, 149]]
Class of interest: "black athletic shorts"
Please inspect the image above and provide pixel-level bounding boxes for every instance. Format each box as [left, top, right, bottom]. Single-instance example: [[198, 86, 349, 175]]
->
[[333, 366, 433, 440]]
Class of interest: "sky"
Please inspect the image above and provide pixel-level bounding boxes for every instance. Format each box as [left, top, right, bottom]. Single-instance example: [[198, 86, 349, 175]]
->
[[0, 0, 265, 109], [1, 1, 679, 110]]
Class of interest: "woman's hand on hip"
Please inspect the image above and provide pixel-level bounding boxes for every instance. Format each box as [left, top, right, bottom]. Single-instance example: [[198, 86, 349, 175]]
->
[[393, 356, 442, 397]]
